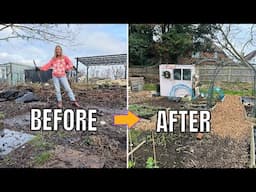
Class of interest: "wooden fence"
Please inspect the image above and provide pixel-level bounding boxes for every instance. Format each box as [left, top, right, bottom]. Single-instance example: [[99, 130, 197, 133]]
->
[[129, 64, 255, 83]]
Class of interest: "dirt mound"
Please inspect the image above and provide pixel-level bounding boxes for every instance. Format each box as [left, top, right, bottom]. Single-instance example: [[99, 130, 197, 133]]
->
[[0, 83, 126, 168], [211, 95, 252, 140]]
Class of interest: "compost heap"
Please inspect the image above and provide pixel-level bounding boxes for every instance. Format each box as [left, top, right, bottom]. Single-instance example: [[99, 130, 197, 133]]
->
[[211, 95, 251, 140]]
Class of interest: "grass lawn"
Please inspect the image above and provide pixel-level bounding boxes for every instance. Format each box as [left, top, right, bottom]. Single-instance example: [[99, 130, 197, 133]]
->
[[144, 83, 157, 91], [144, 81, 254, 96], [200, 81, 253, 96]]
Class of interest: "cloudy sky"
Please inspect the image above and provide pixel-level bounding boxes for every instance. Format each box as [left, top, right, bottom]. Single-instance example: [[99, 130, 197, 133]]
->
[[219, 24, 256, 56], [0, 24, 128, 67], [0, 24, 255, 68]]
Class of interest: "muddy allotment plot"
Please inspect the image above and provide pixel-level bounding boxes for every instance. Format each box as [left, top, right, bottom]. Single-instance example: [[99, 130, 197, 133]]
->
[[0, 82, 126, 168], [129, 91, 251, 168]]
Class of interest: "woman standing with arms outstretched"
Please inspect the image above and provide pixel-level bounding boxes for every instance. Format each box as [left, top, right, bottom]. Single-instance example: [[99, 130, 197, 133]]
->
[[36, 45, 80, 108]]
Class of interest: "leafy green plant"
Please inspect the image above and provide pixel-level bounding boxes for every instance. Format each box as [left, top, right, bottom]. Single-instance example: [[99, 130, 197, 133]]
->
[[129, 104, 158, 119], [146, 157, 159, 168], [129, 129, 143, 145], [34, 151, 52, 166], [128, 160, 136, 168], [83, 136, 92, 145], [30, 134, 53, 150]]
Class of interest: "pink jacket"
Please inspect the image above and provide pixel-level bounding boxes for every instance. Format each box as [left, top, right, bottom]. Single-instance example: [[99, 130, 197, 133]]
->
[[40, 55, 73, 77]]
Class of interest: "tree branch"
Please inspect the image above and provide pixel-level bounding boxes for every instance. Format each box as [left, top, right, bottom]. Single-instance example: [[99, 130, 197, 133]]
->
[[0, 35, 20, 41], [241, 25, 255, 54], [0, 24, 12, 31], [218, 26, 256, 72], [0, 24, 77, 46]]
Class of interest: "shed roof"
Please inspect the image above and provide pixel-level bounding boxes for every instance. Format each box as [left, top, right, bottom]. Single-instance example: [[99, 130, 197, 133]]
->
[[76, 54, 127, 66], [0, 62, 34, 68]]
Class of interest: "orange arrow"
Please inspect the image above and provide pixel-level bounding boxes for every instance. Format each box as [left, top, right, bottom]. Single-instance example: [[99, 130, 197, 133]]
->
[[114, 111, 140, 128]]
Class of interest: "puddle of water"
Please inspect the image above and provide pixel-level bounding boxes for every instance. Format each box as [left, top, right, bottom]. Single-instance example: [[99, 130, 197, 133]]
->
[[3, 113, 31, 128], [0, 129, 35, 155]]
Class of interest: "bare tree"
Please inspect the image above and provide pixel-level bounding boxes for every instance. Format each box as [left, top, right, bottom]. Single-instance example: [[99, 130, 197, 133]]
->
[[79, 67, 87, 76], [116, 66, 125, 79], [89, 67, 96, 78], [213, 24, 256, 63], [212, 24, 256, 116], [105, 68, 112, 79], [111, 65, 125, 80], [0, 24, 78, 45], [111, 66, 117, 80], [95, 69, 100, 78]]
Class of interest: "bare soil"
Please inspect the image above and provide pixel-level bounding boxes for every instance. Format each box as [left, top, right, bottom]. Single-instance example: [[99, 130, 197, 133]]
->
[[129, 91, 251, 168], [130, 91, 188, 109], [0, 82, 126, 168], [132, 130, 249, 168]]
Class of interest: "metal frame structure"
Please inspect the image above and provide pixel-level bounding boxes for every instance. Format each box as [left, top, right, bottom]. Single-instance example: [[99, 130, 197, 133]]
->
[[0, 62, 33, 85], [75, 54, 127, 83], [196, 59, 256, 117]]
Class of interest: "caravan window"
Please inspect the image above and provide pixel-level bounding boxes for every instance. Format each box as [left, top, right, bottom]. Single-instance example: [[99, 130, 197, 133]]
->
[[183, 69, 191, 80], [174, 69, 181, 80]]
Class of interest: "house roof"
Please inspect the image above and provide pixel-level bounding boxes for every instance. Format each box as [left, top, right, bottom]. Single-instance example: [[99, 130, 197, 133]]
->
[[211, 44, 225, 53], [244, 50, 256, 61]]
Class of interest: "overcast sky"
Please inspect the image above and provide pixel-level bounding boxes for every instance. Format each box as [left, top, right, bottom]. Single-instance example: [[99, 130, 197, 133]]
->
[[219, 24, 256, 56], [0, 24, 255, 67], [0, 24, 128, 67]]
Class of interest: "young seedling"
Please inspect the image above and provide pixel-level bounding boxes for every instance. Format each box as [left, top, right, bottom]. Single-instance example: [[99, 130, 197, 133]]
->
[[34, 151, 52, 166], [146, 157, 159, 168], [128, 160, 136, 168]]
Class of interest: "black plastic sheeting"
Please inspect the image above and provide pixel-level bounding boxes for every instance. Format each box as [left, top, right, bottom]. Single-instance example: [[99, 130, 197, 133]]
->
[[241, 96, 256, 106], [25, 69, 52, 83], [15, 92, 39, 103], [0, 89, 39, 103]]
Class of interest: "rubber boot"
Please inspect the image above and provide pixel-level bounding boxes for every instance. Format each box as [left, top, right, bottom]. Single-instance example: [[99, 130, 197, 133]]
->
[[71, 101, 81, 107]]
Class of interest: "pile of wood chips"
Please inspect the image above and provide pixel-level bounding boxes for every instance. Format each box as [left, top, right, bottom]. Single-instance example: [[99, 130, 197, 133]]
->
[[211, 95, 252, 140]]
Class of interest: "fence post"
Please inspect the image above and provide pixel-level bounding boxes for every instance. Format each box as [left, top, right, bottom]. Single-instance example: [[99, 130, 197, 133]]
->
[[228, 65, 231, 82]]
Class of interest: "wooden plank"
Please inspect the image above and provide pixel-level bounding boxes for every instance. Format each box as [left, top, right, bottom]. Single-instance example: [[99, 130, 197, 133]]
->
[[250, 125, 255, 168]]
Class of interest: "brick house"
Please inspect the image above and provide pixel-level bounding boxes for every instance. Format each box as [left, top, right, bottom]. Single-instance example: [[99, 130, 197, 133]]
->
[[129, 44, 233, 83], [177, 44, 231, 64]]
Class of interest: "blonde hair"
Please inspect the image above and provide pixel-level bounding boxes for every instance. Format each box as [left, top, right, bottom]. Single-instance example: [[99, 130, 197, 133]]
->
[[54, 45, 63, 58]]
